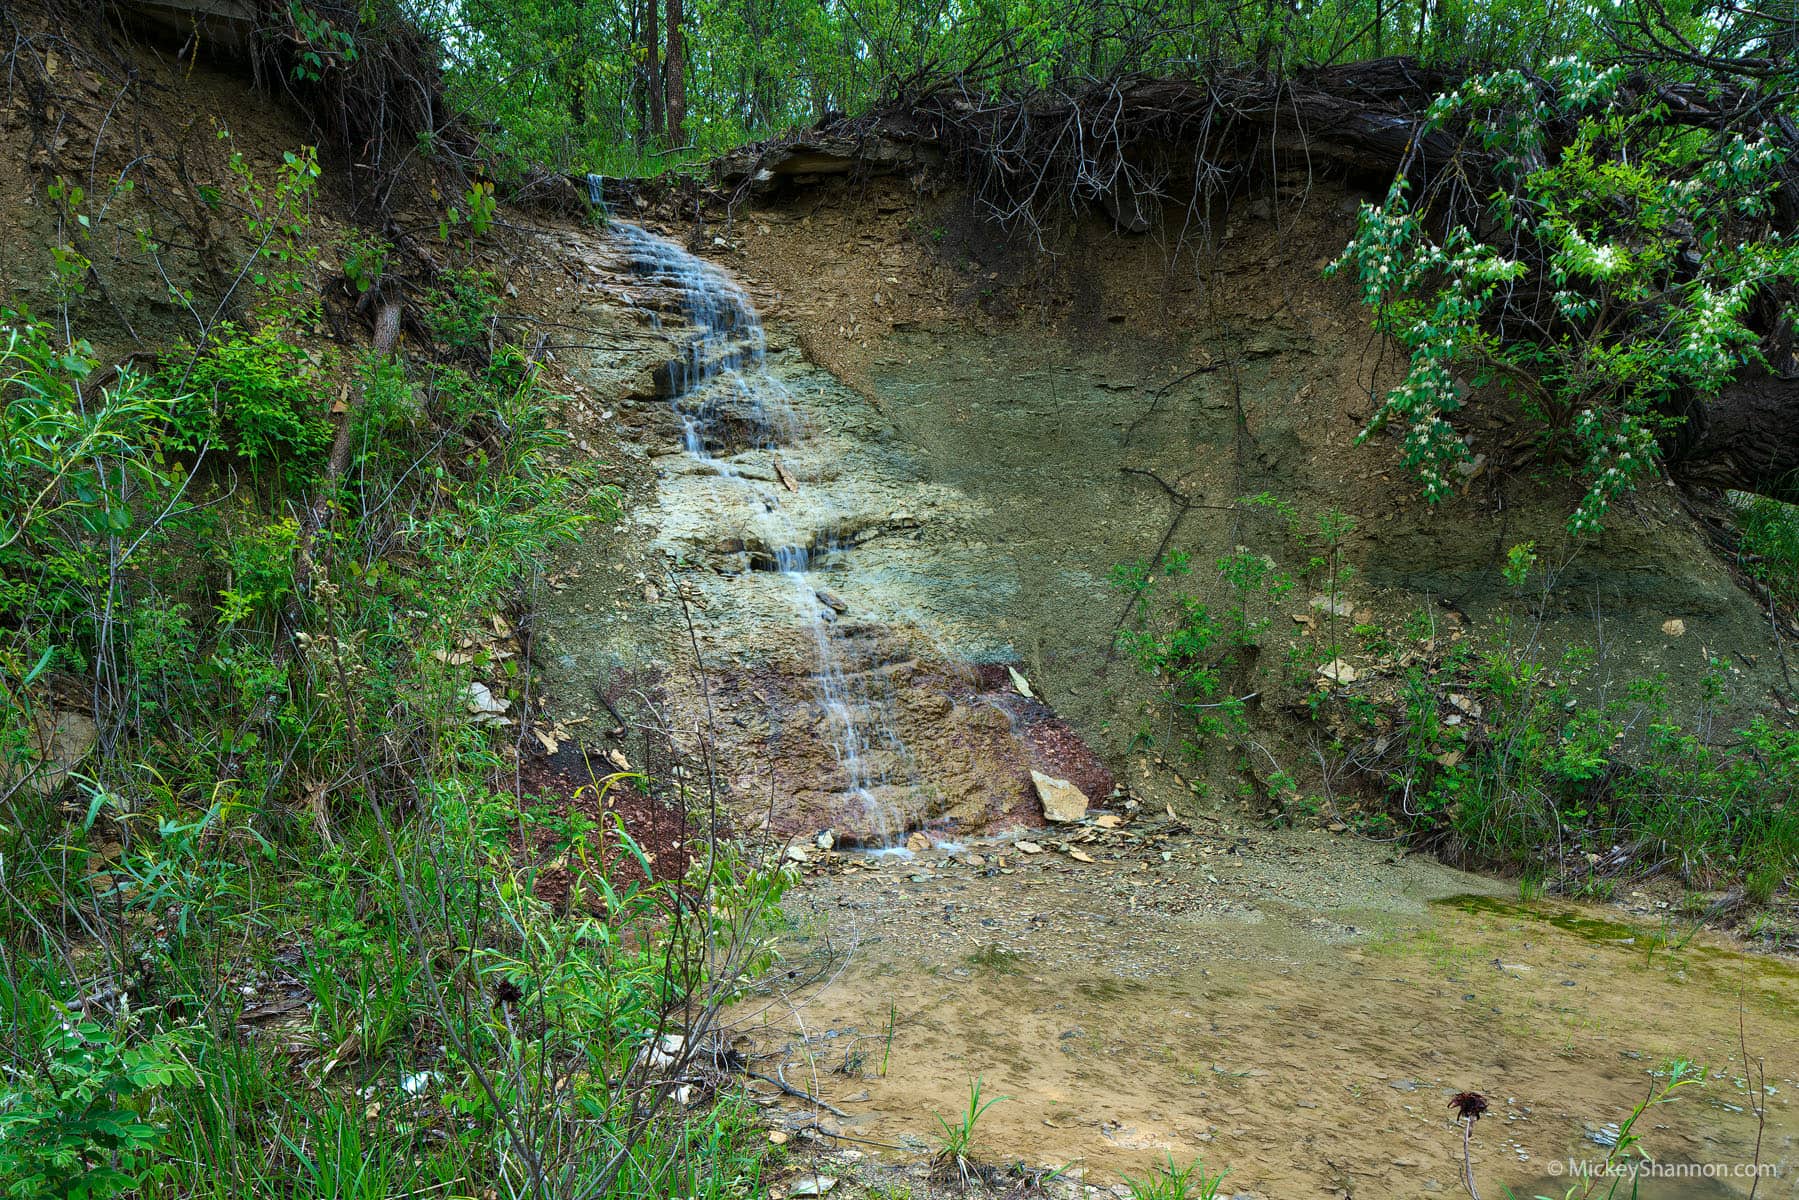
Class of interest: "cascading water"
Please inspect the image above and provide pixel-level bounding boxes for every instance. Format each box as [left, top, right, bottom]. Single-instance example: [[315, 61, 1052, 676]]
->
[[605, 211, 921, 848]]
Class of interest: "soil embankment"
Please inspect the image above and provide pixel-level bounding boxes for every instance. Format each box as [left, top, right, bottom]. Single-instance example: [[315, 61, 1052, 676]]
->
[[519, 164, 1797, 1197]]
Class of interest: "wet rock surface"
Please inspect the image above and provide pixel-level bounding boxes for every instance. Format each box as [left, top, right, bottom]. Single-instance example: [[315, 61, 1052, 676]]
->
[[534, 221, 1116, 844]]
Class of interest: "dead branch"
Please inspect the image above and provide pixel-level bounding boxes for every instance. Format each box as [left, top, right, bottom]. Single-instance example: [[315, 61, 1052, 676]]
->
[[295, 297, 403, 599]]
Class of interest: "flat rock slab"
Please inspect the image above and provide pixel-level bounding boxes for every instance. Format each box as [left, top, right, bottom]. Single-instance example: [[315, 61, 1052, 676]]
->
[[1032, 770, 1089, 823]]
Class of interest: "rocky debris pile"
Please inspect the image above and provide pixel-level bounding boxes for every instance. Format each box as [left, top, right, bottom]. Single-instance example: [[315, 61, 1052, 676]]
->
[[773, 788, 1245, 881]]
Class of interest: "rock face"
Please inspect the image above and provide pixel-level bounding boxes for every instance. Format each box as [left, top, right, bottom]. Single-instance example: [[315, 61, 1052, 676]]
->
[[713, 127, 940, 195], [533, 221, 1118, 850], [535, 178, 1790, 855], [0, 711, 99, 799], [1032, 771, 1089, 823]]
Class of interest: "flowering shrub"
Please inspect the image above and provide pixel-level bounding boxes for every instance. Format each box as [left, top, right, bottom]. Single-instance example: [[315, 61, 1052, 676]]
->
[[1331, 59, 1799, 534]]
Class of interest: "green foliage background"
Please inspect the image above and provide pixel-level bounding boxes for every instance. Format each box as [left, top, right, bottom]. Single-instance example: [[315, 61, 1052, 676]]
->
[[0, 117, 789, 1197], [410, 0, 1633, 174]]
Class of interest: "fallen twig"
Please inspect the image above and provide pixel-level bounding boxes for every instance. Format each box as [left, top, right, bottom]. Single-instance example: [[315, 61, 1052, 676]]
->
[[745, 1069, 853, 1119]]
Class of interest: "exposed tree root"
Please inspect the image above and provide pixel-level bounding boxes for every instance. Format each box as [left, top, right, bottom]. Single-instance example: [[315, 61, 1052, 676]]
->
[[709, 56, 1799, 504]]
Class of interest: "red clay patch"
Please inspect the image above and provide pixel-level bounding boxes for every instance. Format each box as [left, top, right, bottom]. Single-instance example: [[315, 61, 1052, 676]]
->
[[966, 663, 1118, 814], [509, 746, 695, 910]]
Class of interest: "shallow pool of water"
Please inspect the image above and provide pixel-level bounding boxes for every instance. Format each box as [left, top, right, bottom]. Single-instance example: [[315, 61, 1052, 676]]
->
[[734, 842, 1794, 1198]]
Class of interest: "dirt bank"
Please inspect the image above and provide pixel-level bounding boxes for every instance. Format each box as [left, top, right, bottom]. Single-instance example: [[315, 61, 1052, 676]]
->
[[529, 171, 1795, 861]]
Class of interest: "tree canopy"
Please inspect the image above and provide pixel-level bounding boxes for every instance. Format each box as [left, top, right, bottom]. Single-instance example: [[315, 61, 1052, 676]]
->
[[254, 0, 1799, 514], [404, 0, 1645, 173]]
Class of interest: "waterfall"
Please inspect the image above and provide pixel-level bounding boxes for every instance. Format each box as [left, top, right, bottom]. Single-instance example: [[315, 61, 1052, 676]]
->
[[609, 221, 921, 849]]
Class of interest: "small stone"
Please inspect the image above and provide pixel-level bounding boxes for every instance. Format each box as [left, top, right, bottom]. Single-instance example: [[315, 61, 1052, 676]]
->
[[815, 588, 848, 613], [815, 829, 836, 851], [1661, 618, 1686, 636], [1015, 841, 1044, 855], [905, 831, 930, 853], [1328, 822, 1348, 833], [786, 1176, 836, 1198], [6, 710, 98, 799], [1309, 594, 1354, 618], [1033, 771, 1090, 823]]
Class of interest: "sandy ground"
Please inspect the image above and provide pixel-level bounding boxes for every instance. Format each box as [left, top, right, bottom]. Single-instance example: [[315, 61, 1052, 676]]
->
[[731, 811, 1796, 1199]]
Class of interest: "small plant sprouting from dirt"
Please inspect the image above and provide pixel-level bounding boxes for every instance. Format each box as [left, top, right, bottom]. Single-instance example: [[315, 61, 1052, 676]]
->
[[1121, 1155, 1231, 1200], [1448, 1091, 1489, 1199], [836, 1045, 870, 1076], [931, 1077, 1009, 1184]]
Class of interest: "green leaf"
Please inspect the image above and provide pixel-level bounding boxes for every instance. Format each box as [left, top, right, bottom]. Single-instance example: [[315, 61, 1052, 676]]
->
[[83, 789, 108, 832], [23, 645, 55, 684]]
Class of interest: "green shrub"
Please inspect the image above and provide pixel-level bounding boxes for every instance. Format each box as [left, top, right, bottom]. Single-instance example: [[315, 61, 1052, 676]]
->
[[1376, 634, 1799, 886], [125, 599, 201, 719], [420, 268, 498, 351], [165, 325, 332, 492], [0, 312, 178, 673], [1331, 61, 1799, 535], [1738, 495, 1799, 609], [0, 1010, 195, 1200], [340, 232, 389, 296], [217, 517, 300, 627]]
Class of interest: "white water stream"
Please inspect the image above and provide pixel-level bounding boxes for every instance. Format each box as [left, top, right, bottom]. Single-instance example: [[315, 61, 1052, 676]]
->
[[607, 216, 921, 847]]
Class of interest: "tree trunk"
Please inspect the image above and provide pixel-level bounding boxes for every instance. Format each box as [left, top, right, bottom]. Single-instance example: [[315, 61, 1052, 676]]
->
[[1669, 374, 1799, 504], [565, 0, 589, 145], [301, 299, 404, 578], [644, 0, 663, 140], [630, 0, 647, 141], [664, 0, 686, 145]]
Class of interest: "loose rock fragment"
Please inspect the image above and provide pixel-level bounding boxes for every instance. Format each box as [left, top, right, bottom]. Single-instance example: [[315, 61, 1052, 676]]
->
[[1032, 770, 1090, 823], [1007, 666, 1035, 698]]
